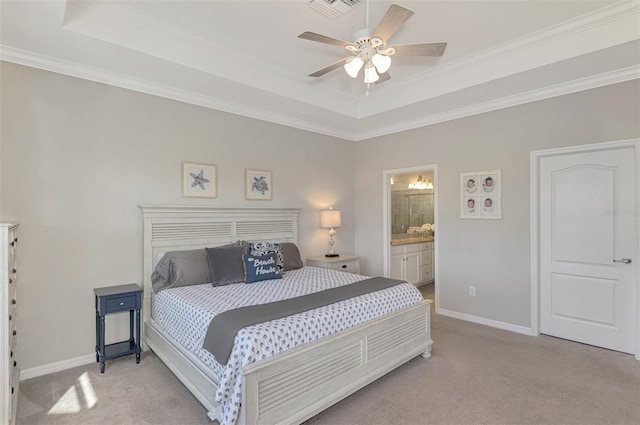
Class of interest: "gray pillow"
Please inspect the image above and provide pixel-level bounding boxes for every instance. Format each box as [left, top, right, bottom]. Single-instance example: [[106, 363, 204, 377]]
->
[[151, 249, 211, 293], [281, 242, 303, 271], [206, 241, 250, 286]]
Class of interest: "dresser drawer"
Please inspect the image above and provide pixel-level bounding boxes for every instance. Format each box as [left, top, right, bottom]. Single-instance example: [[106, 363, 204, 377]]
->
[[9, 328, 17, 364], [9, 357, 18, 389], [8, 281, 16, 308], [8, 228, 17, 257], [7, 258, 17, 286], [8, 302, 16, 334], [9, 364, 20, 423], [105, 294, 138, 313]]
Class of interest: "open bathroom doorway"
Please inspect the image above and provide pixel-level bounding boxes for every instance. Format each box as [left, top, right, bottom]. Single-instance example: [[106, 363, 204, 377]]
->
[[383, 165, 438, 311]]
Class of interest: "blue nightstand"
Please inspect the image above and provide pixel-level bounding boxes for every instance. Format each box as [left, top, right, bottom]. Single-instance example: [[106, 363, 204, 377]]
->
[[94, 283, 142, 373]]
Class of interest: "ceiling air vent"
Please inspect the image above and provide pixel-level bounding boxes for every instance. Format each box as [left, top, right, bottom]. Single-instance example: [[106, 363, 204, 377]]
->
[[309, 0, 360, 19]]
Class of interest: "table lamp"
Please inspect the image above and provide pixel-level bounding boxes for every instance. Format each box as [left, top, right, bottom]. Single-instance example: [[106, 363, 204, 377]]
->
[[320, 208, 341, 257]]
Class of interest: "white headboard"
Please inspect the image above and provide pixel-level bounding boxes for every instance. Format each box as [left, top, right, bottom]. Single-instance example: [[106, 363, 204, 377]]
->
[[139, 205, 300, 323]]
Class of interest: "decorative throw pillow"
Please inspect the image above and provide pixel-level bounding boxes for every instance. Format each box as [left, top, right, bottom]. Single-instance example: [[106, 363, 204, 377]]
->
[[205, 241, 250, 286], [280, 242, 303, 271], [249, 241, 285, 276], [151, 249, 211, 293], [243, 253, 281, 284]]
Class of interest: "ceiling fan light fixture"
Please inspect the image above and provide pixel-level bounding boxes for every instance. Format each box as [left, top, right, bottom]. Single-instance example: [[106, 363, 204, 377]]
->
[[371, 53, 391, 73], [344, 57, 364, 78], [363, 64, 379, 84]]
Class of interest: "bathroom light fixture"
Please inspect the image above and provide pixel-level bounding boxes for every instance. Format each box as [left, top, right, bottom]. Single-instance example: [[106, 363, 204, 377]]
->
[[408, 175, 432, 190], [320, 208, 341, 257]]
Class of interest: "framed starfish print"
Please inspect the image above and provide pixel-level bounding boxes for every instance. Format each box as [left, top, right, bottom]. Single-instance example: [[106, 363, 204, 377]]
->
[[182, 162, 217, 198]]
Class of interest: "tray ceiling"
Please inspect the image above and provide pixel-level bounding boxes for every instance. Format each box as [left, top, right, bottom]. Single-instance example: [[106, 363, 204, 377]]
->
[[1, 0, 638, 141]]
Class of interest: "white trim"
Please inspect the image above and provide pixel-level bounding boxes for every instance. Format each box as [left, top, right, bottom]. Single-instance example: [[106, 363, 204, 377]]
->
[[0, 45, 354, 142], [382, 165, 439, 312], [19, 353, 95, 381], [530, 138, 640, 360], [352, 66, 640, 141], [1, 53, 637, 143], [438, 309, 534, 336]]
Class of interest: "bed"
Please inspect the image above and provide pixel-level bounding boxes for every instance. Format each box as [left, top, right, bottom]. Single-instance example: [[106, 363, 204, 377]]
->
[[140, 206, 432, 425]]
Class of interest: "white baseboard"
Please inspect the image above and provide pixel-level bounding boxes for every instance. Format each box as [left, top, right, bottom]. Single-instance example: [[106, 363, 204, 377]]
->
[[20, 353, 96, 381], [20, 309, 533, 381], [437, 308, 534, 336]]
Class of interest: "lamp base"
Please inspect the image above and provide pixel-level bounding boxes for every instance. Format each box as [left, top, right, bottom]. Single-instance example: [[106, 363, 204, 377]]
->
[[325, 254, 340, 258]]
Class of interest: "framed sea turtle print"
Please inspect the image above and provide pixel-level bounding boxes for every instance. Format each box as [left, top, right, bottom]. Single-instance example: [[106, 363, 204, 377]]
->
[[182, 162, 217, 198], [245, 169, 272, 200]]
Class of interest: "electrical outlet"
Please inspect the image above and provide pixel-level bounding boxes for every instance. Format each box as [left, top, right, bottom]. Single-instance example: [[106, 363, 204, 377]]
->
[[469, 286, 476, 297]]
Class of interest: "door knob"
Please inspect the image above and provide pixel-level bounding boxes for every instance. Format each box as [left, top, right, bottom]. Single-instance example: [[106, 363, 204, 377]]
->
[[613, 258, 632, 264]]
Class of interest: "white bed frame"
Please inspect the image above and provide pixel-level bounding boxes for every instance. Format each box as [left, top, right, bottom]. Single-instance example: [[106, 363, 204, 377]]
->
[[140, 205, 432, 425]]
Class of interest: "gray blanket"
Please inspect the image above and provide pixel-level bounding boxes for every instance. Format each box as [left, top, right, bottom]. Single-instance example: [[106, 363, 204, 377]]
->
[[202, 276, 407, 364]]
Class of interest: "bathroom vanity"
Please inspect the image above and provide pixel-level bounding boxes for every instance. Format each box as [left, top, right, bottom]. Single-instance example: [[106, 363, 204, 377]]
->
[[390, 237, 434, 286]]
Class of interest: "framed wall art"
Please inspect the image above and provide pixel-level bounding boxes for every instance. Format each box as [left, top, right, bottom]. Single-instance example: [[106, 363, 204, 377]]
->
[[245, 169, 272, 200], [460, 169, 501, 219], [182, 162, 217, 198]]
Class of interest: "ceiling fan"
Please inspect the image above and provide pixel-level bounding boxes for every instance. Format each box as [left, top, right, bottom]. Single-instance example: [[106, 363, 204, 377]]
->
[[298, 2, 447, 86]]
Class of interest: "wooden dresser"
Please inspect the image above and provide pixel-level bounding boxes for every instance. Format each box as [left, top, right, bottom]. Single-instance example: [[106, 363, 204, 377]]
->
[[1, 223, 19, 425]]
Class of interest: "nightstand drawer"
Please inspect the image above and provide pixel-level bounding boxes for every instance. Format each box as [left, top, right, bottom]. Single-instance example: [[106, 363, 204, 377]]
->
[[306, 255, 360, 275], [330, 261, 359, 273], [106, 295, 137, 313]]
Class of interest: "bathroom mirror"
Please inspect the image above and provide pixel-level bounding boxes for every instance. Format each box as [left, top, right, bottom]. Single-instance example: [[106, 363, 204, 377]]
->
[[391, 189, 434, 235]]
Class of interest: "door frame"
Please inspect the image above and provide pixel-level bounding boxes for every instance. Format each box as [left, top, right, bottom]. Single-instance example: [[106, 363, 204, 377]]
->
[[382, 164, 439, 312], [530, 138, 640, 359]]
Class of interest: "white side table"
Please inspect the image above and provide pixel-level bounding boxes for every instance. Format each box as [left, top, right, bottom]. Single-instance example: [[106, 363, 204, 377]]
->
[[306, 255, 360, 274]]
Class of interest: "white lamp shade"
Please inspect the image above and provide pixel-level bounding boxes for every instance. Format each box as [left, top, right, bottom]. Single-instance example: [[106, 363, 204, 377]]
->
[[372, 53, 391, 73], [320, 209, 341, 228], [363, 64, 379, 84], [344, 57, 364, 78]]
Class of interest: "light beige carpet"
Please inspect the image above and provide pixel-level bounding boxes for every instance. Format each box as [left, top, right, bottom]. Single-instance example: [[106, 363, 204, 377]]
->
[[18, 313, 640, 425]]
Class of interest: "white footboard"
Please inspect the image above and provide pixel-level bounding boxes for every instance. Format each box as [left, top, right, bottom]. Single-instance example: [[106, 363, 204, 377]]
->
[[241, 299, 432, 425]]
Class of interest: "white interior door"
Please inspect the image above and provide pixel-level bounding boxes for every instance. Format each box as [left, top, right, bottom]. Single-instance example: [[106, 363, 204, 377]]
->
[[539, 145, 637, 354]]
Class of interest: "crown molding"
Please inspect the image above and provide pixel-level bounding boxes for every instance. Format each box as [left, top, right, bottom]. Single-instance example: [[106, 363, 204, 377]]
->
[[2, 45, 637, 142], [353, 65, 640, 141], [359, 0, 640, 117], [62, 0, 359, 117], [0, 45, 355, 141]]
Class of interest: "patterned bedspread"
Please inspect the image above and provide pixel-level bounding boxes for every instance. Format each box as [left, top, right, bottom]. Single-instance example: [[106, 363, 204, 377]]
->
[[152, 266, 423, 425]]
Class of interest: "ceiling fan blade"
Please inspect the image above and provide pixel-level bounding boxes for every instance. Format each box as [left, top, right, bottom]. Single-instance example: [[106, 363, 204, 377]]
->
[[308, 57, 351, 78], [372, 4, 414, 42], [375, 72, 391, 85], [298, 31, 354, 49], [389, 42, 447, 57]]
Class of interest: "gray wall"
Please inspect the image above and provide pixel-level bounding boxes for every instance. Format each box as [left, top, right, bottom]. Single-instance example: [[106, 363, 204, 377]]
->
[[354, 79, 640, 328], [2, 60, 639, 370], [0, 62, 356, 370]]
